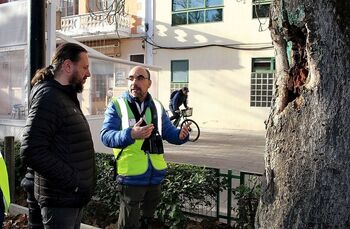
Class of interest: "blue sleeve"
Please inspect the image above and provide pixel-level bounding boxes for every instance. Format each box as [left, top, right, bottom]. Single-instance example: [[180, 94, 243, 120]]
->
[[184, 95, 188, 108], [160, 106, 188, 145], [172, 92, 180, 110], [100, 102, 135, 148]]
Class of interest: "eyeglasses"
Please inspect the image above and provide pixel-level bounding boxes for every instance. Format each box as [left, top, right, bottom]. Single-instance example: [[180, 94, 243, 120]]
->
[[126, 75, 149, 81]]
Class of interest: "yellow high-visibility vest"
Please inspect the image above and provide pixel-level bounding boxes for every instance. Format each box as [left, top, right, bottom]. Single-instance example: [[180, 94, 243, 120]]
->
[[0, 153, 10, 213], [112, 98, 167, 176]]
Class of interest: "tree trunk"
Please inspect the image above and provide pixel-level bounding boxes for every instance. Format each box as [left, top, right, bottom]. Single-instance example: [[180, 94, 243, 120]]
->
[[256, 0, 350, 228]]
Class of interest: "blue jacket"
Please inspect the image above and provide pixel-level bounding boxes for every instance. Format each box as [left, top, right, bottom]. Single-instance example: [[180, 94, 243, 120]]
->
[[171, 90, 188, 111], [100, 91, 188, 185]]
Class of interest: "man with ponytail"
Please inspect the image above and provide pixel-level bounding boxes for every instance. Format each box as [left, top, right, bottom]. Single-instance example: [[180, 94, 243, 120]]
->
[[21, 43, 96, 229]]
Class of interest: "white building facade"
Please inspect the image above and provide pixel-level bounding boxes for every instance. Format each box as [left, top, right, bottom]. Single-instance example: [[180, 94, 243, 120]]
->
[[57, 0, 275, 131], [151, 0, 274, 130], [0, 0, 274, 131]]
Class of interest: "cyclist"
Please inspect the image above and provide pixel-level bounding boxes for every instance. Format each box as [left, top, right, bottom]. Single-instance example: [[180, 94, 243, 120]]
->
[[169, 86, 189, 121]]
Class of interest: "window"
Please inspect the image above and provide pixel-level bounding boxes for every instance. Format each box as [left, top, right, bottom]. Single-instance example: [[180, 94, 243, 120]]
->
[[170, 60, 189, 92], [252, 0, 271, 19], [59, 0, 78, 17], [90, 60, 115, 114], [130, 54, 144, 64], [89, 0, 114, 12], [250, 58, 275, 107], [0, 48, 26, 116], [172, 0, 223, 26]]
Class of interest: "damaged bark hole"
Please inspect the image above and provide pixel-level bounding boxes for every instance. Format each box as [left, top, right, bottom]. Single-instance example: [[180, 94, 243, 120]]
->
[[282, 21, 308, 109]]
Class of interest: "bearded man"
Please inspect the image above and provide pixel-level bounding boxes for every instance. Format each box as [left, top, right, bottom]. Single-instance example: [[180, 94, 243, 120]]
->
[[100, 66, 190, 228], [21, 43, 96, 229]]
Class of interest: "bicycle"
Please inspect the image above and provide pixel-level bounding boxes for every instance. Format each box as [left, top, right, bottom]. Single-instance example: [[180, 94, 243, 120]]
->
[[169, 107, 200, 142]]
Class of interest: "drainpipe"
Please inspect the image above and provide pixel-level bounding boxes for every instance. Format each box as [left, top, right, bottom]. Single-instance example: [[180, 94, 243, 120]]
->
[[145, 0, 153, 65], [21, 1, 45, 228], [46, 0, 56, 65]]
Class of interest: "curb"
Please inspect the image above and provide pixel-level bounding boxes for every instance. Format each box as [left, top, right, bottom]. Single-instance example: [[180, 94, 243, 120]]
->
[[9, 203, 101, 229]]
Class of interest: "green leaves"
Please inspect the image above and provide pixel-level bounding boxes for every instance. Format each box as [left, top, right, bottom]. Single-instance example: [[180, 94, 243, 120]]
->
[[233, 177, 261, 228], [155, 163, 225, 228], [82, 153, 120, 227], [82, 155, 225, 227]]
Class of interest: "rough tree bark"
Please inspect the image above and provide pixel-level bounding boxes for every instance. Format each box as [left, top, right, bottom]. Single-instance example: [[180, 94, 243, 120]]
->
[[256, 0, 350, 228]]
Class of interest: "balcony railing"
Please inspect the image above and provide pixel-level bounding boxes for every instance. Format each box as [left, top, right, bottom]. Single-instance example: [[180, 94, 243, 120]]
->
[[59, 11, 131, 38]]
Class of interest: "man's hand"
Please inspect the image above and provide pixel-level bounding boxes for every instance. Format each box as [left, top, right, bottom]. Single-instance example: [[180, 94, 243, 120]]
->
[[131, 119, 154, 139], [179, 122, 191, 140]]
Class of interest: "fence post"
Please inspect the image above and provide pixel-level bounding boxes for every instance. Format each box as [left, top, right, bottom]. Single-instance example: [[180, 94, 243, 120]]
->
[[216, 168, 220, 219], [4, 136, 15, 202], [227, 170, 232, 226], [240, 171, 245, 186]]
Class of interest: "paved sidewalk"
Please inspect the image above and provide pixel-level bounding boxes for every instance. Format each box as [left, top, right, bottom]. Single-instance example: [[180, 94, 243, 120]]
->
[[164, 128, 266, 173]]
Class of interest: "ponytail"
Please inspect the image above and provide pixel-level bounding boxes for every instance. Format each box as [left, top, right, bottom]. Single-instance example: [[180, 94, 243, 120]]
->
[[31, 65, 55, 86]]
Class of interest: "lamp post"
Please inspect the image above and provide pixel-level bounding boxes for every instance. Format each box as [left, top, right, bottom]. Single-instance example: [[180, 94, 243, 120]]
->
[[20, 1, 45, 228]]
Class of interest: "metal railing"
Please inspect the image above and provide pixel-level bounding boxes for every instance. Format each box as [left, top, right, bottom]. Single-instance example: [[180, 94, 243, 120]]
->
[[60, 11, 131, 37], [182, 168, 263, 225], [2, 137, 263, 226]]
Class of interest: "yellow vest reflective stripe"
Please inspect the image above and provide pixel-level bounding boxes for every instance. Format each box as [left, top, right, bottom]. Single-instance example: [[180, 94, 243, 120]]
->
[[112, 98, 167, 176], [0, 153, 10, 213], [116, 97, 131, 129], [154, 99, 163, 135]]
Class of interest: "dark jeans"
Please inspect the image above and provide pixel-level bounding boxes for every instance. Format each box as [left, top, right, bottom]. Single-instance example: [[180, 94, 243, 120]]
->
[[169, 105, 180, 122], [118, 184, 161, 229], [0, 189, 4, 228], [40, 207, 83, 229], [0, 210, 3, 229]]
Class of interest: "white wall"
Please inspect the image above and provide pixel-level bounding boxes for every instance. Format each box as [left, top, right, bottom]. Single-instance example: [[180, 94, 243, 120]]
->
[[86, 116, 112, 154], [153, 0, 274, 130]]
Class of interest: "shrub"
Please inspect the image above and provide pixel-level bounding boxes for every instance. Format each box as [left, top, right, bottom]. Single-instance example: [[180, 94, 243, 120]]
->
[[0, 140, 27, 206], [155, 163, 226, 228], [6, 148, 235, 228], [82, 156, 227, 228], [232, 177, 261, 229], [82, 153, 119, 227]]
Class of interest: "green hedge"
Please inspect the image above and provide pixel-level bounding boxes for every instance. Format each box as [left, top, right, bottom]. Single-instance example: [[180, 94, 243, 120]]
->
[[0, 140, 27, 206], [82, 153, 119, 227], [233, 178, 261, 229], [82, 153, 226, 228], [3, 142, 260, 228], [156, 163, 226, 228]]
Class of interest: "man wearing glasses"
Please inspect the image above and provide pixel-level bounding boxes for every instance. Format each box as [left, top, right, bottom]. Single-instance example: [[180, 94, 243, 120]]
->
[[100, 66, 191, 228]]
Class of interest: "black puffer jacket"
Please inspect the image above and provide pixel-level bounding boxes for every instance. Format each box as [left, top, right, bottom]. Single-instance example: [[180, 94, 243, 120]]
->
[[21, 79, 96, 208]]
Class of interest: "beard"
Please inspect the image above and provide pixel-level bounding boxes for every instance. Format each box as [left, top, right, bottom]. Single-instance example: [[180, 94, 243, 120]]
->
[[130, 85, 146, 100], [70, 69, 85, 93]]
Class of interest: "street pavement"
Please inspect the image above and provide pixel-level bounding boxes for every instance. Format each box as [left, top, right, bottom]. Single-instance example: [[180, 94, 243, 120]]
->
[[164, 128, 266, 174]]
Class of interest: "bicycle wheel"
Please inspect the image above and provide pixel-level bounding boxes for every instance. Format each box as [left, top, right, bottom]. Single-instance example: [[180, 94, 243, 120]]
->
[[181, 119, 200, 142]]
